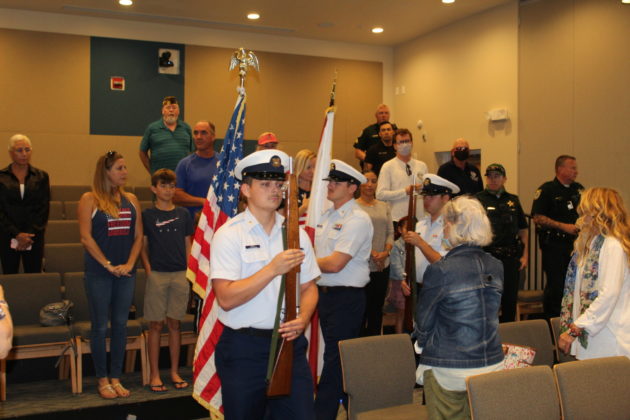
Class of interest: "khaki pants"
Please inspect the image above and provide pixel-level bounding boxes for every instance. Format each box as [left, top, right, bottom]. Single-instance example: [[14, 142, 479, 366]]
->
[[423, 369, 471, 420]]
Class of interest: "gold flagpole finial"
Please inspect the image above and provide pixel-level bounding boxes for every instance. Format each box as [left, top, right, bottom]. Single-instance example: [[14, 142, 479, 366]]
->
[[229, 47, 260, 93]]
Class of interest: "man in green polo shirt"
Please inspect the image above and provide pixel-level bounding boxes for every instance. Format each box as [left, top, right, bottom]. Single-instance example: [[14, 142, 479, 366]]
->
[[139, 96, 194, 174]]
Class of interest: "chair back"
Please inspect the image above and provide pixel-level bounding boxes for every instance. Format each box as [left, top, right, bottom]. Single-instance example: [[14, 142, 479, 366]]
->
[[498, 319, 555, 366], [554, 356, 630, 420], [44, 243, 85, 274], [49, 201, 65, 220], [46, 220, 81, 244], [549, 317, 577, 363], [1, 273, 63, 325], [132, 186, 153, 201], [50, 185, 91, 201], [63, 201, 79, 220], [62, 272, 91, 321], [467, 365, 561, 420], [339, 334, 416, 420]]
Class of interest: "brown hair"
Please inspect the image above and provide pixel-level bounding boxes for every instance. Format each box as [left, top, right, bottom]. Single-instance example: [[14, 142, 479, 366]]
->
[[394, 128, 413, 143], [151, 168, 176, 186]]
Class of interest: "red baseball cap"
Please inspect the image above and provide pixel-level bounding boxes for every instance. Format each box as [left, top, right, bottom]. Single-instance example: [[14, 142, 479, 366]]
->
[[257, 132, 279, 145]]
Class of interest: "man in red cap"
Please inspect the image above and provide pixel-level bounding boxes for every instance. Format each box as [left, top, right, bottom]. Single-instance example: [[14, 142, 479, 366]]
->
[[255, 132, 279, 151]]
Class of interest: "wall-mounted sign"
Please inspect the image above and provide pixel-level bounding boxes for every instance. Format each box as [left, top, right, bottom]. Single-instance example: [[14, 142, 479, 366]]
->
[[110, 76, 125, 91]]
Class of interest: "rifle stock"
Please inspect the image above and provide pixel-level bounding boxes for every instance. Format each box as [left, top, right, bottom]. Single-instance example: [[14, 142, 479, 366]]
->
[[403, 187, 417, 332], [267, 173, 300, 397]]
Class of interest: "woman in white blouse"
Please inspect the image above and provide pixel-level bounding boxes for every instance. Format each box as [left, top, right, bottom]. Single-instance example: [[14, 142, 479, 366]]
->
[[558, 187, 630, 359]]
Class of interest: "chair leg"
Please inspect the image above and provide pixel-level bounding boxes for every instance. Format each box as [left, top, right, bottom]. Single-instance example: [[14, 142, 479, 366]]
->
[[140, 336, 148, 386], [1, 358, 6, 401], [515, 304, 522, 322], [124, 349, 137, 373], [70, 349, 78, 394], [187, 343, 195, 366], [76, 337, 83, 394]]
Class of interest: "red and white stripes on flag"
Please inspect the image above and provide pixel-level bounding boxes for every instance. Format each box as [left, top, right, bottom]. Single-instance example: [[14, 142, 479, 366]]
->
[[304, 108, 334, 382], [187, 93, 246, 420]]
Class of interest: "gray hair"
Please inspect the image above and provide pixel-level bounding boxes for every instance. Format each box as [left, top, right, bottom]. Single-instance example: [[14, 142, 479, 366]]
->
[[442, 196, 492, 247], [9, 134, 31, 150]]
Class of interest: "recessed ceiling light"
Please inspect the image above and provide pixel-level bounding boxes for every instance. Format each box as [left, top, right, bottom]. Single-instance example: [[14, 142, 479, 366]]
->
[[622, 0, 630, 4], [119, 0, 132, 6], [372, 27, 384, 34], [247, 12, 260, 20], [442, 0, 455, 4]]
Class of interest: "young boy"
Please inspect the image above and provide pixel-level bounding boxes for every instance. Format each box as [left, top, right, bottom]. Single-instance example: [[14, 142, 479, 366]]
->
[[141, 169, 194, 392]]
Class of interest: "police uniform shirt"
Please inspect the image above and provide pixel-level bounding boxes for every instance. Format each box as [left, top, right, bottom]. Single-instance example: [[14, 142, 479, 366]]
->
[[476, 190, 527, 248], [437, 160, 483, 196], [414, 215, 448, 283], [210, 208, 321, 330], [315, 199, 373, 287], [531, 178, 583, 228], [376, 157, 429, 221]]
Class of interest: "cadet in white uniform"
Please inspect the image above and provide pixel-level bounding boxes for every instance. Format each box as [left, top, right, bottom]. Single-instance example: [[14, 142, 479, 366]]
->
[[403, 174, 460, 287], [211, 149, 321, 420], [314, 159, 373, 420]]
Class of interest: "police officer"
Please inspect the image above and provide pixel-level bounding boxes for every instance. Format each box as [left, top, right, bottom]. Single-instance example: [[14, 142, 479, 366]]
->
[[531, 155, 583, 318], [211, 149, 321, 420], [476, 163, 528, 323], [314, 159, 373, 420]]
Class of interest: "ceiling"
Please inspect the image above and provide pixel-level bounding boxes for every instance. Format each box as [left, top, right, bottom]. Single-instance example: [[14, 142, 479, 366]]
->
[[0, 0, 512, 46]]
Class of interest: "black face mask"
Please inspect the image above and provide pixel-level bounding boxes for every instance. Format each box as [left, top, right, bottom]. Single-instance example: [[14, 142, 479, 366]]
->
[[454, 149, 469, 161]]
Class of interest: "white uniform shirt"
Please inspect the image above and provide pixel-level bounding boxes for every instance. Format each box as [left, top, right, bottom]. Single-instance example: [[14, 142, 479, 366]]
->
[[376, 157, 428, 222], [414, 215, 448, 283], [315, 199, 373, 287], [571, 236, 630, 359], [211, 208, 321, 329]]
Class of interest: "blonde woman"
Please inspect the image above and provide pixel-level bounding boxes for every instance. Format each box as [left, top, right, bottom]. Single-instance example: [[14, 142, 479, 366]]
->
[[78, 151, 143, 399], [558, 187, 630, 359], [293, 149, 316, 217]]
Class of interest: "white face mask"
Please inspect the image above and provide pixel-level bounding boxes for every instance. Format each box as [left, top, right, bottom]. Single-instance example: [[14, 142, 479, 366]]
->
[[397, 143, 412, 156]]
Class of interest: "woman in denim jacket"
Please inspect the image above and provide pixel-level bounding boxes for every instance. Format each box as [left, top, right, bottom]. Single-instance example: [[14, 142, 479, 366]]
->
[[414, 196, 504, 420]]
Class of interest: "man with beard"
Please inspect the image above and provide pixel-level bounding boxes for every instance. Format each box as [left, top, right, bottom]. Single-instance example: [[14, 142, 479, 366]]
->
[[437, 138, 483, 195], [139, 96, 193, 174], [364, 121, 396, 176]]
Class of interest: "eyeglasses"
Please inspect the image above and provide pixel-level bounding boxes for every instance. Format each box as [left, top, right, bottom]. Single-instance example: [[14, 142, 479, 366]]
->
[[405, 164, 412, 177]]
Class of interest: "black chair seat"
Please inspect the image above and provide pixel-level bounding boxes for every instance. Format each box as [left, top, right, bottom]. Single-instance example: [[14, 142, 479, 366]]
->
[[12, 324, 72, 346]]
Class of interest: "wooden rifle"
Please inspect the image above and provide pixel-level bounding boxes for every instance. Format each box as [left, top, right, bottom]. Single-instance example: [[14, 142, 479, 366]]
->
[[267, 173, 301, 397], [403, 182, 418, 332]]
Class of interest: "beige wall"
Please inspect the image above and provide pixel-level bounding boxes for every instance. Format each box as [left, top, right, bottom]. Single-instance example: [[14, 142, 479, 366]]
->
[[519, 0, 630, 207], [393, 2, 519, 190], [0, 28, 382, 187]]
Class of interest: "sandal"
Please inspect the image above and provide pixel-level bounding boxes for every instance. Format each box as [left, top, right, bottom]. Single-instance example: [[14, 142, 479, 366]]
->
[[98, 383, 118, 399], [111, 382, 131, 398], [148, 383, 168, 393], [172, 380, 189, 390]]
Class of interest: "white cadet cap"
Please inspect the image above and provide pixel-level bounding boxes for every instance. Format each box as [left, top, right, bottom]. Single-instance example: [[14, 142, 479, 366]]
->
[[234, 149, 290, 181], [323, 159, 367, 186], [421, 174, 460, 196]]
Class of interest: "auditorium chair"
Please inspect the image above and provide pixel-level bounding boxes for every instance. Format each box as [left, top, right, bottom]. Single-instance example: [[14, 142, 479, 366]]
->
[[0, 272, 77, 400], [63, 201, 79, 220], [498, 319, 555, 366], [63, 272, 147, 393], [132, 186, 153, 201], [49, 201, 65, 220], [549, 317, 577, 364], [50, 185, 91, 202], [43, 243, 85, 275], [554, 356, 630, 420], [515, 289, 545, 321], [339, 334, 427, 420], [466, 366, 561, 420], [45, 220, 81, 244], [134, 270, 198, 385]]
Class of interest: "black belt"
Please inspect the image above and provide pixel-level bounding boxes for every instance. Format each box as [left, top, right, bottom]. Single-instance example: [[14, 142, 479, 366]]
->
[[227, 326, 273, 338], [318, 285, 361, 293]]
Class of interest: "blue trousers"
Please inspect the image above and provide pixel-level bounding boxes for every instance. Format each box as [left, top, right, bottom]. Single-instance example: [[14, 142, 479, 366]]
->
[[315, 287, 366, 420], [215, 327, 315, 420], [84, 272, 135, 378]]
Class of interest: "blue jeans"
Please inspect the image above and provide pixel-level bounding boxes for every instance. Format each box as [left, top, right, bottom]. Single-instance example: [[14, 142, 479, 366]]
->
[[84, 272, 135, 378]]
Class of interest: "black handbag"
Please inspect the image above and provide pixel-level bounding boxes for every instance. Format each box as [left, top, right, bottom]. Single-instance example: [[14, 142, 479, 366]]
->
[[39, 300, 74, 327]]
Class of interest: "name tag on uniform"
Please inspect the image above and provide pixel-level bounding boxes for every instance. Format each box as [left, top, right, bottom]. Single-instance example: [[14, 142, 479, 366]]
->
[[245, 244, 260, 249]]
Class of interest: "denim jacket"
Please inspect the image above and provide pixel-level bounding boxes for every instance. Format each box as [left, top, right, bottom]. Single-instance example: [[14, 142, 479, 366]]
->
[[414, 244, 504, 368]]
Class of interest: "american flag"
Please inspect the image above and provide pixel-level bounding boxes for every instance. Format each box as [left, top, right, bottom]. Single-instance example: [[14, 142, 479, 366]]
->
[[187, 93, 245, 419]]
